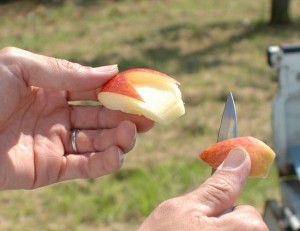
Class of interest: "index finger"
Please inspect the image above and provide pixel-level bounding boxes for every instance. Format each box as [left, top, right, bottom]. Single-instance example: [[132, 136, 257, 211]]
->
[[0, 47, 118, 91], [216, 205, 268, 230]]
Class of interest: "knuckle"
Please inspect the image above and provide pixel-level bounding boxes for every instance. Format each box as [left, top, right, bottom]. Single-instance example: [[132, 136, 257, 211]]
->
[[202, 177, 234, 202], [0, 46, 21, 60], [243, 219, 268, 231], [53, 58, 88, 74], [235, 206, 269, 231], [209, 177, 233, 192], [252, 221, 269, 231], [0, 47, 25, 81], [101, 148, 122, 174], [103, 160, 121, 174], [156, 197, 183, 213]]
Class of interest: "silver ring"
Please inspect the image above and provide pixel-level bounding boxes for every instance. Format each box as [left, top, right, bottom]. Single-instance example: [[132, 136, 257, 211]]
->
[[71, 129, 79, 154]]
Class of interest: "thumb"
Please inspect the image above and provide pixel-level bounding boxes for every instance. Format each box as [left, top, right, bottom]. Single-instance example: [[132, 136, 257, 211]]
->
[[190, 147, 251, 216], [1, 47, 118, 91]]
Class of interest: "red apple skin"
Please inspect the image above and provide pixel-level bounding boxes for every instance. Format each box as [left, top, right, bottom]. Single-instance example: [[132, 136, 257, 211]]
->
[[100, 72, 144, 101], [199, 136, 276, 177], [123, 68, 180, 84], [100, 68, 180, 102]]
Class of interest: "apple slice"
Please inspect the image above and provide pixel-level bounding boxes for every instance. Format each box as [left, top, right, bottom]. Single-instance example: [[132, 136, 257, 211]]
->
[[199, 136, 276, 177], [97, 68, 185, 125]]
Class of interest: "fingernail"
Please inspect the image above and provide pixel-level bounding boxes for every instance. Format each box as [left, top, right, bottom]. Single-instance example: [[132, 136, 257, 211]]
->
[[221, 147, 248, 169], [93, 64, 118, 73], [132, 128, 137, 146], [119, 151, 124, 166]]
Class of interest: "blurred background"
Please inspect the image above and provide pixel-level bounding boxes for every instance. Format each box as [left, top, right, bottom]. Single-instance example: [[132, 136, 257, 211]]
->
[[0, 0, 299, 230]]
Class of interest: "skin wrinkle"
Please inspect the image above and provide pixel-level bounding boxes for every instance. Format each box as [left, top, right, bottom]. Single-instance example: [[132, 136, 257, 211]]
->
[[201, 177, 235, 206], [41, 131, 69, 185], [0, 66, 27, 127], [33, 127, 65, 188], [97, 106, 107, 129], [32, 135, 42, 188], [66, 90, 72, 102], [96, 130, 106, 151], [76, 155, 88, 179], [55, 58, 72, 73], [31, 113, 45, 189], [68, 154, 88, 179], [86, 152, 99, 178], [197, 216, 218, 230], [56, 58, 87, 74], [69, 105, 77, 131], [26, 90, 66, 188], [1, 149, 17, 189], [11, 137, 33, 189], [90, 129, 109, 152], [85, 152, 98, 178], [38, 92, 72, 154], [57, 154, 67, 183], [34, 133, 66, 187], [1, 48, 32, 88], [50, 58, 92, 91], [107, 147, 121, 174], [116, 121, 136, 153], [99, 149, 114, 175], [14, 94, 37, 189], [233, 210, 266, 231]]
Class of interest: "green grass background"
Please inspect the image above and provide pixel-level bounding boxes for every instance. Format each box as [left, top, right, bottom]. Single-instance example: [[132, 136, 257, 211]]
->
[[1, 0, 300, 230]]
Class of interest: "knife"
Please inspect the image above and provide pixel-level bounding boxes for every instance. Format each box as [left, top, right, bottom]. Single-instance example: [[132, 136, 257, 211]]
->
[[212, 92, 238, 215], [212, 91, 238, 174]]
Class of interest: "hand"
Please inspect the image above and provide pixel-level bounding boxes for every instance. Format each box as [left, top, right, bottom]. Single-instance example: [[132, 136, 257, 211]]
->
[[139, 147, 268, 231], [0, 47, 154, 190]]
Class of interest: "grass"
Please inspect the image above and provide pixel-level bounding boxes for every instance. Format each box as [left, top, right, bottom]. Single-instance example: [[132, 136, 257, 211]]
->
[[1, 0, 300, 230]]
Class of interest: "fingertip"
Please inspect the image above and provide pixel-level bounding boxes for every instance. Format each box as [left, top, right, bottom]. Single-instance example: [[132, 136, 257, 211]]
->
[[219, 147, 250, 173], [101, 146, 124, 174], [116, 120, 137, 153], [93, 64, 118, 74], [85, 146, 124, 178], [214, 146, 251, 192], [136, 117, 155, 133]]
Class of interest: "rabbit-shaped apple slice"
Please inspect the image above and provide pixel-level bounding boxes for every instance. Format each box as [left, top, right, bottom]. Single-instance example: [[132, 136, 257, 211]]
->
[[98, 68, 185, 125]]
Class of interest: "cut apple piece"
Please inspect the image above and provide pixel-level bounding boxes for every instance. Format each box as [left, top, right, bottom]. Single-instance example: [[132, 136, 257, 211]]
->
[[199, 136, 276, 177], [97, 68, 185, 125]]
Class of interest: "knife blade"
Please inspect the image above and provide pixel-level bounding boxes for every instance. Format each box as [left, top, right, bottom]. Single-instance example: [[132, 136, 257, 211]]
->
[[212, 92, 238, 215], [212, 92, 238, 174], [217, 92, 238, 142]]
